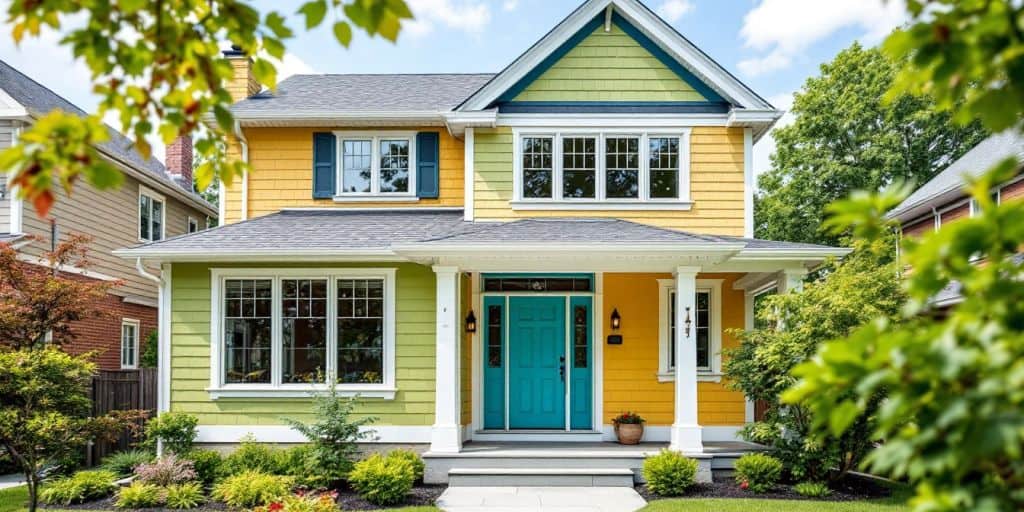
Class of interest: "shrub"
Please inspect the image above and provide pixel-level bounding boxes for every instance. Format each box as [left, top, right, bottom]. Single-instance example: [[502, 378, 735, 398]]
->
[[734, 453, 783, 493], [793, 481, 832, 498], [39, 470, 118, 505], [212, 471, 293, 508], [218, 435, 280, 478], [253, 491, 339, 512], [134, 454, 197, 486], [274, 445, 318, 485], [182, 449, 222, 484], [101, 449, 155, 477], [386, 449, 424, 482], [282, 380, 375, 484], [115, 481, 165, 509], [347, 454, 414, 506], [144, 412, 198, 454], [164, 482, 206, 509], [642, 450, 698, 497]]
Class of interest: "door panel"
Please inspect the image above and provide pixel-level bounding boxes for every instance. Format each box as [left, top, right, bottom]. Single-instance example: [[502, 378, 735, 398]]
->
[[508, 296, 566, 429]]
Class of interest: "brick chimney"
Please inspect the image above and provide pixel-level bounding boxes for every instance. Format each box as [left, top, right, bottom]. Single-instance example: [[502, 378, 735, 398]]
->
[[222, 45, 261, 103], [165, 135, 193, 189]]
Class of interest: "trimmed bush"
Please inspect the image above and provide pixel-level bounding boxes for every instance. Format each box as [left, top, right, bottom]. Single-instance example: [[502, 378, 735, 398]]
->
[[274, 445, 319, 485], [347, 454, 415, 506], [101, 449, 155, 477], [218, 436, 280, 478], [734, 453, 783, 493], [115, 481, 165, 509], [164, 482, 206, 509], [642, 450, 699, 497], [385, 449, 424, 482], [182, 449, 222, 484], [134, 454, 197, 486], [39, 470, 118, 505], [144, 412, 198, 454], [794, 481, 832, 498], [212, 470, 293, 508]]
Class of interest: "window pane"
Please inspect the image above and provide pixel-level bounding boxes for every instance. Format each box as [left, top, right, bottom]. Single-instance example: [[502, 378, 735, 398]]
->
[[649, 136, 680, 199], [487, 305, 502, 368], [342, 140, 372, 193], [522, 137, 553, 198], [282, 279, 328, 384], [379, 139, 409, 193], [573, 305, 588, 368], [696, 291, 710, 369], [562, 137, 596, 199], [224, 279, 273, 384], [121, 324, 137, 367], [605, 137, 639, 198], [139, 195, 150, 241], [337, 279, 384, 384], [669, 291, 676, 369], [151, 199, 163, 241]]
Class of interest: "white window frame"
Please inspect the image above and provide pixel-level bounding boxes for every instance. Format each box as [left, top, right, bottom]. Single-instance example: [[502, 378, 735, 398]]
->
[[138, 186, 166, 242], [510, 127, 692, 210], [656, 278, 721, 382], [333, 131, 417, 201], [187, 216, 199, 233], [208, 268, 398, 399], [120, 319, 140, 370]]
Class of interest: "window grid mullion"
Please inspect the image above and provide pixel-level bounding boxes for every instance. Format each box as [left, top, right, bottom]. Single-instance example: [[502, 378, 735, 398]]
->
[[640, 133, 649, 201], [554, 133, 563, 201], [327, 276, 337, 383], [371, 136, 380, 195], [598, 134, 606, 201], [271, 278, 282, 387]]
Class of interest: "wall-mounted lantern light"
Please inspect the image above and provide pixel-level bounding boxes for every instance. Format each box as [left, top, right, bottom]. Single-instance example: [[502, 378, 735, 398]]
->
[[465, 310, 477, 333], [611, 308, 621, 330], [684, 306, 692, 337]]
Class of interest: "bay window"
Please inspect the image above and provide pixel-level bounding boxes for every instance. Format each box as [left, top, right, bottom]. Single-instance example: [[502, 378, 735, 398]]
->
[[336, 132, 415, 197], [210, 269, 396, 398], [513, 129, 691, 207]]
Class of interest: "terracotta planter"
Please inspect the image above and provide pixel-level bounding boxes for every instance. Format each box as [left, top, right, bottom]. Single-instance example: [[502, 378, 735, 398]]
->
[[614, 423, 644, 445]]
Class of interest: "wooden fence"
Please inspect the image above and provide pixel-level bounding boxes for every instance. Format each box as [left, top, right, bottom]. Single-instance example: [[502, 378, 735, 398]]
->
[[88, 368, 157, 464]]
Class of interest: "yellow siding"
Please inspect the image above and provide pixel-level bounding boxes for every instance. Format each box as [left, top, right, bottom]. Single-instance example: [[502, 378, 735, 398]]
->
[[460, 274, 473, 426], [602, 272, 747, 426], [473, 126, 747, 236], [221, 127, 465, 224]]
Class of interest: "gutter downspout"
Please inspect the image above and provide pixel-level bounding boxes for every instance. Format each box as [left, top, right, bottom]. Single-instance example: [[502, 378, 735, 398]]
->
[[234, 121, 250, 221], [135, 258, 168, 456]]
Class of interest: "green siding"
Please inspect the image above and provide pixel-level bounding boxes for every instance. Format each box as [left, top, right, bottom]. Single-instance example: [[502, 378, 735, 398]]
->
[[169, 262, 436, 426], [473, 127, 514, 217], [512, 23, 706, 102]]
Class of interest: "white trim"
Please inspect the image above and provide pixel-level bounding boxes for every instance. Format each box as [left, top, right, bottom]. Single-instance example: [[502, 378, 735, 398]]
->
[[593, 272, 604, 433], [331, 196, 420, 203], [120, 318, 141, 370], [195, 425, 432, 444], [431, 265, 463, 453], [16, 253, 119, 281], [509, 201, 692, 211], [122, 295, 159, 308], [600, 424, 742, 443], [9, 122, 22, 234], [670, 266, 703, 452], [217, 179, 226, 224], [187, 216, 199, 234], [333, 131, 417, 199], [743, 127, 753, 238], [657, 278, 722, 378], [471, 430, 605, 443], [138, 185, 167, 242], [499, 114, 731, 128], [0, 87, 28, 117], [464, 128, 475, 221], [208, 267, 398, 397], [158, 264, 172, 414], [233, 122, 250, 222]]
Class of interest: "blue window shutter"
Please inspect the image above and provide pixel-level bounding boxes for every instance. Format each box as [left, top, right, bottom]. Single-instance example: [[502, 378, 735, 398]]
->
[[416, 132, 440, 199], [312, 132, 336, 199]]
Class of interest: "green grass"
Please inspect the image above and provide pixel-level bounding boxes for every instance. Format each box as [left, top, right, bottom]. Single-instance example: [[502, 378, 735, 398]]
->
[[638, 497, 907, 512], [0, 485, 439, 512]]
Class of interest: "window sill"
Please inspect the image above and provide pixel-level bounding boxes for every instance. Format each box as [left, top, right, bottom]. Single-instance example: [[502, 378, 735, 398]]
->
[[332, 195, 419, 203], [207, 386, 397, 400], [510, 200, 693, 211], [656, 372, 722, 383]]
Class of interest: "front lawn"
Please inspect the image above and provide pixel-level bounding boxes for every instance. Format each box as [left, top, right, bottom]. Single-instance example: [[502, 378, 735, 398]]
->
[[638, 497, 907, 512], [0, 485, 441, 512]]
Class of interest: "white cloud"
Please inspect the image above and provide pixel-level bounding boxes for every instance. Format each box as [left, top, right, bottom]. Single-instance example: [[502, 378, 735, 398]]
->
[[502, 0, 518, 12], [657, 0, 694, 24], [752, 92, 797, 185], [403, 0, 492, 37], [738, 0, 906, 76]]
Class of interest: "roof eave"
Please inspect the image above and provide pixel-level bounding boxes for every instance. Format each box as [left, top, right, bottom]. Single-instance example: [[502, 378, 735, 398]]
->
[[886, 186, 967, 223], [113, 248, 403, 262], [732, 247, 852, 261]]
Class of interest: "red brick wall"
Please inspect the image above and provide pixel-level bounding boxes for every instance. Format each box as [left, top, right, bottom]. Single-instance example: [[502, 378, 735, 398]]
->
[[64, 293, 158, 370], [1002, 179, 1024, 203], [902, 216, 935, 239], [940, 202, 971, 225]]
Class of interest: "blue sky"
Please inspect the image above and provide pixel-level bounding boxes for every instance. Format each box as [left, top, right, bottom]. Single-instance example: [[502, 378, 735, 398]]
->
[[0, 0, 907, 175]]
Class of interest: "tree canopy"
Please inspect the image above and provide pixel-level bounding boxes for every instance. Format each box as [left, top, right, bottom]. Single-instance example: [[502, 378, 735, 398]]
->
[[755, 42, 986, 246]]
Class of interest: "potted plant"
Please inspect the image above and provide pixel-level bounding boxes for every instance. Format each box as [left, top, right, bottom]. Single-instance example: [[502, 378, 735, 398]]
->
[[612, 412, 645, 445]]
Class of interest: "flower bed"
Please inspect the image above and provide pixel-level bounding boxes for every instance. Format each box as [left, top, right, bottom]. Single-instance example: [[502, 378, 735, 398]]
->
[[637, 473, 898, 503]]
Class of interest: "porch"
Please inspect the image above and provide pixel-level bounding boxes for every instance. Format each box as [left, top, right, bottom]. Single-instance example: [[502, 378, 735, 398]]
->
[[423, 441, 764, 485]]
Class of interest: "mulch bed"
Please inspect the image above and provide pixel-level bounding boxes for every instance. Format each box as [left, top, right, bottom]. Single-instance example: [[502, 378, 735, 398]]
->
[[637, 474, 897, 502], [42, 484, 445, 511]]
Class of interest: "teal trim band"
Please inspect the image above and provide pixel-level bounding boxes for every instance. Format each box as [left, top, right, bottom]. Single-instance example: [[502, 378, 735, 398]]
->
[[498, 101, 730, 114]]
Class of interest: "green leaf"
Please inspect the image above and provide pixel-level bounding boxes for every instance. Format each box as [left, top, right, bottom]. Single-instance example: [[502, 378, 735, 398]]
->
[[251, 58, 277, 90], [332, 22, 352, 47], [264, 12, 293, 39], [297, 1, 328, 29], [828, 400, 860, 437]]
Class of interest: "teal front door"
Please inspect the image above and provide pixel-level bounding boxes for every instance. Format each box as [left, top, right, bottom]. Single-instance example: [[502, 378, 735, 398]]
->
[[508, 296, 566, 429]]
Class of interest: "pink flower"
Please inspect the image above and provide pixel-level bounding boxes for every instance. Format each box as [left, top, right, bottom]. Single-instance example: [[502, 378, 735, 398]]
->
[[268, 502, 284, 511], [740, 481, 749, 490]]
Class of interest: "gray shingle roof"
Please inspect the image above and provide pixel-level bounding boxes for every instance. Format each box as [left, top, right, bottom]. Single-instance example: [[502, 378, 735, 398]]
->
[[0, 59, 215, 214], [231, 74, 496, 115], [889, 131, 1024, 220], [117, 209, 844, 256]]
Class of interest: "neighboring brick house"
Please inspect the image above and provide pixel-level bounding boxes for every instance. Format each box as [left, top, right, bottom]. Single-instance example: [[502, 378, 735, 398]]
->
[[888, 130, 1024, 307], [0, 59, 217, 369]]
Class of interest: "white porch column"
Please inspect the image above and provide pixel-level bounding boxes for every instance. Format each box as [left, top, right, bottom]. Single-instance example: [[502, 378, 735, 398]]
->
[[430, 265, 462, 453], [670, 266, 703, 453]]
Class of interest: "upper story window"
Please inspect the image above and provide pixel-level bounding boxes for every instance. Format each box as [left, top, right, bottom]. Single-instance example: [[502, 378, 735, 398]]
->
[[139, 187, 165, 242], [188, 217, 200, 234], [336, 132, 415, 198], [512, 129, 691, 209]]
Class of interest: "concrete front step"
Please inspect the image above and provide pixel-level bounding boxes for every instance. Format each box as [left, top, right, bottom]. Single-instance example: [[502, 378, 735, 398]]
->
[[448, 468, 636, 487]]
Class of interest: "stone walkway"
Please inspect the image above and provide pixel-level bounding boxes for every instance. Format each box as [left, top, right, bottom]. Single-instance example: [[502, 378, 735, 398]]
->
[[436, 486, 647, 512]]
